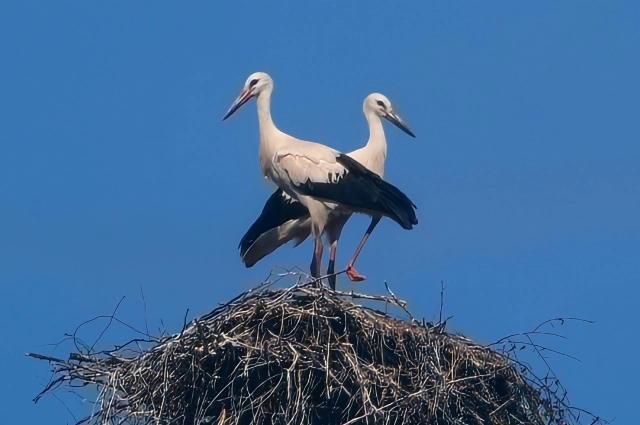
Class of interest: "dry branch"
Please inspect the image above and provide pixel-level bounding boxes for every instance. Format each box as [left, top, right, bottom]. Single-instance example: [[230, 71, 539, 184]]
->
[[27, 277, 604, 425]]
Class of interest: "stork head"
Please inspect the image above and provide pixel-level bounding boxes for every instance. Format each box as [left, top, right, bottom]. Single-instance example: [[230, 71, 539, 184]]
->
[[222, 72, 273, 121], [364, 93, 415, 138]]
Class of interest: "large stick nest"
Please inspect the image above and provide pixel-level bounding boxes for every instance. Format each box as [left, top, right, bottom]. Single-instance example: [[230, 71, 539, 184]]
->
[[29, 278, 600, 425]]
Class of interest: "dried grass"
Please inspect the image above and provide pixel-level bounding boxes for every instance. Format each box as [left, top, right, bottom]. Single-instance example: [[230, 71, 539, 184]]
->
[[28, 275, 604, 425]]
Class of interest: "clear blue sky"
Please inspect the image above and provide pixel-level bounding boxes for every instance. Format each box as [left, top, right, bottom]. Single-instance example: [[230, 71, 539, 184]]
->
[[1, 2, 638, 423]]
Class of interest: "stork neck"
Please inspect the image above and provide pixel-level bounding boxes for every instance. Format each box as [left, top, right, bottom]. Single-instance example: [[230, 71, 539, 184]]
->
[[255, 86, 283, 177], [364, 110, 387, 157], [256, 87, 276, 135]]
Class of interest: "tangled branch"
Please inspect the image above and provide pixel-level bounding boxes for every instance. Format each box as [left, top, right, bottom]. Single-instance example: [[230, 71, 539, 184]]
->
[[27, 275, 606, 425]]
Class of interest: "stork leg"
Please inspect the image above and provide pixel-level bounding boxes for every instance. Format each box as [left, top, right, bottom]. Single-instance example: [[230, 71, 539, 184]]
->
[[326, 240, 338, 290], [324, 215, 348, 291], [309, 236, 323, 286], [345, 216, 381, 282]]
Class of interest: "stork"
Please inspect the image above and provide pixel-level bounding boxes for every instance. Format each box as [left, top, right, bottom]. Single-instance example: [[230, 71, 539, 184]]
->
[[238, 93, 416, 289], [222, 72, 418, 286]]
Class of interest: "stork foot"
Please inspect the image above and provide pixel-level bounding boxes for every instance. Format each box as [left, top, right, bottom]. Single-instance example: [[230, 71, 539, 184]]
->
[[346, 266, 366, 282]]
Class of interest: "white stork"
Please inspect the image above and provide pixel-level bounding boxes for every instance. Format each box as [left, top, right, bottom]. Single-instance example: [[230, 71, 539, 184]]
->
[[238, 93, 416, 289], [222, 72, 418, 285]]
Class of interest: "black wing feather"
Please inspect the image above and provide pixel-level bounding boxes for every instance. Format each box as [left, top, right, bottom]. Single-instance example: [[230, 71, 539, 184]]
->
[[239, 189, 310, 256], [294, 154, 418, 230]]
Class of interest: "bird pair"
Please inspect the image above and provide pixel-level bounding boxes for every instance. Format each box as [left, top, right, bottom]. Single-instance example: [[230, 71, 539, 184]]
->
[[222, 72, 418, 290]]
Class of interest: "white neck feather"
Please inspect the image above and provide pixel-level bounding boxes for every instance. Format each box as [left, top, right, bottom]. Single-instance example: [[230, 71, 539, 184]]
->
[[363, 110, 387, 161], [255, 86, 285, 176]]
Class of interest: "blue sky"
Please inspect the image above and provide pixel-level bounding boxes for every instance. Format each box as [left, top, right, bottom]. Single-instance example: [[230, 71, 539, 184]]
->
[[1, 2, 638, 423]]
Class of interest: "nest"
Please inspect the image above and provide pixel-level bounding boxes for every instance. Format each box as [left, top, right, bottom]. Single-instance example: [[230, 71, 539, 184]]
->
[[29, 277, 601, 425]]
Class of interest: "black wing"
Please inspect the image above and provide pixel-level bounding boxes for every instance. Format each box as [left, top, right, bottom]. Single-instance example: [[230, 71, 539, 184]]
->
[[239, 188, 310, 257], [293, 154, 418, 230]]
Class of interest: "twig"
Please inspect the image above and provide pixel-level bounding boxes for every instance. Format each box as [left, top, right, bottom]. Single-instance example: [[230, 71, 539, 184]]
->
[[26, 276, 606, 425], [140, 285, 150, 336], [90, 296, 125, 352], [439, 280, 445, 324]]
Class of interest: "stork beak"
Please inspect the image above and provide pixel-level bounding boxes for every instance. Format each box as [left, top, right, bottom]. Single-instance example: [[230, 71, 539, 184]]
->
[[384, 112, 416, 138], [222, 89, 253, 121]]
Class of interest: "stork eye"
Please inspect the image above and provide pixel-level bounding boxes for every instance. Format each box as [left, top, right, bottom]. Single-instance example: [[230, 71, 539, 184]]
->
[[249, 79, 260, 88], [376, 100, 386, 109]]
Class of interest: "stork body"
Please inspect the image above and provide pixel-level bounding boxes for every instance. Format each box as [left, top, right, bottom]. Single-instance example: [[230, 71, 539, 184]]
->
[[223, 73, 417, 285], [237, 91, 416, 289]]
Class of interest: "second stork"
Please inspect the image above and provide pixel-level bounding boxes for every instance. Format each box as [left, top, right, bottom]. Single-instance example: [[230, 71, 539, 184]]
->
[[238, 93, 416, 289]]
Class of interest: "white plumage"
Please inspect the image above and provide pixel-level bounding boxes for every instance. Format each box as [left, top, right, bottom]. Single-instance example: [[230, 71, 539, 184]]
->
[[224, 72, 417, 287], [238, 92, 416, 288]]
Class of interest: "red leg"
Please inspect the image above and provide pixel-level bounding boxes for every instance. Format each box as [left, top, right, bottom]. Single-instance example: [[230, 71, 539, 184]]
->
[[345, 217, 381, 282]]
